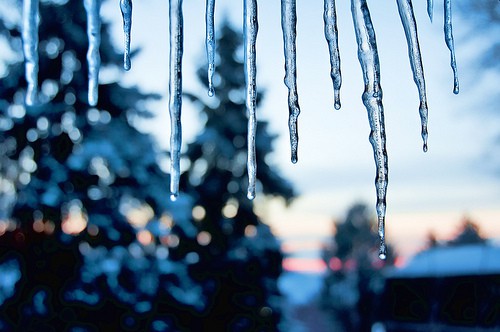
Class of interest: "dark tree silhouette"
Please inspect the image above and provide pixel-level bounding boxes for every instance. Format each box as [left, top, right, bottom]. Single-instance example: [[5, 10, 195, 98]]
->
[[171, 22, 295, 331], [0, 1, 204, 330], [320, 203, 395, 332]]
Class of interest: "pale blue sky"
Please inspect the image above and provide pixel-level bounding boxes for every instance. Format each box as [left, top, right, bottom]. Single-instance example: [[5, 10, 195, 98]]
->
[[99, 0, 500, 258]]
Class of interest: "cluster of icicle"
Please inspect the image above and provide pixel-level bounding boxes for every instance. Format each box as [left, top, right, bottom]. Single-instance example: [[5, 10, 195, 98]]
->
[[21, 0, 460, 259]]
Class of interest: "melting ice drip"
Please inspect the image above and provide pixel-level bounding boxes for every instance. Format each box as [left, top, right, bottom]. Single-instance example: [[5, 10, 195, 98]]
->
[[169, 0, 184, 201], [22, 0, 39, 106], [120, 0, 132, 71], [20, 0, 461, 258], [281, 0, 301, 164], [244, 0, 258, 200], [351, 0, 388, 260], [84, 0, 101, 107]]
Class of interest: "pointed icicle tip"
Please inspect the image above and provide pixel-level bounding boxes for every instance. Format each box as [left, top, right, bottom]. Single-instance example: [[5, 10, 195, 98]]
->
[[247, 190, 255, 200], [207, 86, 215, 97], [334, 90, 341, 110]]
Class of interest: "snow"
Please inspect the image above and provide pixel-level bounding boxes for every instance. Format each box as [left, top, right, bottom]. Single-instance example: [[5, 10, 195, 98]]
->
[[388, 243, 500, 278]]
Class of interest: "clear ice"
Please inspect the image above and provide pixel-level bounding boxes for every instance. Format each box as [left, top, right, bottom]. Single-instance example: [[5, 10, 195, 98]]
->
[[396, 0, 429, 152], [244, 0, 258, 200], [427, 0, 433, 22], [120, 0, 132, 71], [444, 0, 459, 94], [351, 0, 388, 259], [169, 0, 184, 200], [205, 0, 216, 97], [22, 0, 39, 106], [323, 0, 342, 110], [84, 0, 101, 106], [281, 0, 301, 164]]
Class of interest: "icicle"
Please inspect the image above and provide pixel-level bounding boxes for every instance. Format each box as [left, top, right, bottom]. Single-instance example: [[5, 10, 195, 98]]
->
[[205, 0, 216, 97], [396, 0, 429, 152], [444, 0, 459, 94], [120, 0, 132, 71], [427, 0, 433, 22], [244, 0, 258, 200], [323, 0, 342, 111], [22, 0, 39, 106], [169, 0, 184, 201], [84, 0, 101, 106], [281, 0, 301, 164], [351, 0, 388, 259]]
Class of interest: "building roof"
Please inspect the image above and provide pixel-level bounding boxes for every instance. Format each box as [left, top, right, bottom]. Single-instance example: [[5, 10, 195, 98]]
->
[[387, 242, 500, 278]]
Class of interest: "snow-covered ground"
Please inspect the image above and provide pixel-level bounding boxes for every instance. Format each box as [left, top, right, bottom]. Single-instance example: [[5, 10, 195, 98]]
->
[[278, 271, 343, 332]]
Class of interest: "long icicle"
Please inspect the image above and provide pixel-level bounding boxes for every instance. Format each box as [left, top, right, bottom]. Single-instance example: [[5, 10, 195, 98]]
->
[[281, 0, 301, 164], [396, 0, 429, 152], [120, 0, 132, 71], [351, 0, 389, 259], [426, 0, 433, 22], [205, 0, 216, 97], [169, 0, 184, 201], [244, 0, 258, 200], [444, 0, 459, 94], [22, 0, 39, 106], [84, 0, 101, 106], [323, 0, 342, 110]]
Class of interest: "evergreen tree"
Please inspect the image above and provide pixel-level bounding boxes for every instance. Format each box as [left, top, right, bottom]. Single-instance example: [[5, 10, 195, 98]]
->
[[0, 1, 202, 330], [320, 203, 394, 332], [175, 22, 295, 331]]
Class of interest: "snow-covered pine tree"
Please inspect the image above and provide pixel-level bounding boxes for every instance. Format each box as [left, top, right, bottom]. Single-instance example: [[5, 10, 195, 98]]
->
[[174, 22, 295, 331]]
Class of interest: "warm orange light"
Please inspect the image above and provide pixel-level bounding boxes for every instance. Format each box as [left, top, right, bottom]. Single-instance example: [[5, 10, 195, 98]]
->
[[282, 257, 326, 273]]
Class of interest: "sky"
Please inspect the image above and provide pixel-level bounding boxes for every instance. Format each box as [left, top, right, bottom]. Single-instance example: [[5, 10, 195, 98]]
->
[[102, 1, 499, 267]]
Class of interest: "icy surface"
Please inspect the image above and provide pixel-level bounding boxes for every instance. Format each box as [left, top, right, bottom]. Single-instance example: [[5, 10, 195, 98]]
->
[[427, 0, 433, 22], [120, 0, 132, 71], [323, 0, 342, 110], [351, 0, 388, 259], [84, 0, 101, 106], [396, 0, 429, 152], [169, 0, 184, 200], [22, 0, 39, 106], [281, 0, 301, 164], [244, 0, 258, 200], [444, 0, 459, 94], [205, 0, 215, 97]]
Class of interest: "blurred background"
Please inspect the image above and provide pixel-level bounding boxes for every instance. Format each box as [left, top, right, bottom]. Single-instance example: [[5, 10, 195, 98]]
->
[[0, 0, 499, 331]]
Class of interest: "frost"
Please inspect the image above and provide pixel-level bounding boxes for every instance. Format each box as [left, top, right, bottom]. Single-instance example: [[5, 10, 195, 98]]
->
[[22, 0, 39, 105], [351, 0, 388, 259], [396, 0, 429, 151], [84, 0, 101, 106], [244, 0, 258, 200], [281, 0, 301, 164], [169, 0, 184, 200], [205, 0, 215, 97], [323, 0, 342, 111], [120, 0, 132, 71], [444, 0, 459, 94]]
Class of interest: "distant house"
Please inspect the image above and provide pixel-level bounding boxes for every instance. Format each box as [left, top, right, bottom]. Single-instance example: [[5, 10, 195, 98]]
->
[[372, 242, 500, 332]]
